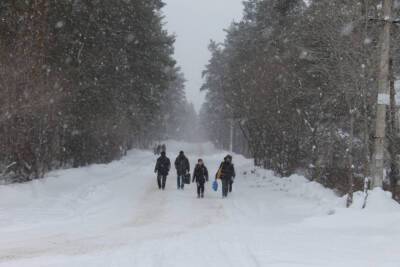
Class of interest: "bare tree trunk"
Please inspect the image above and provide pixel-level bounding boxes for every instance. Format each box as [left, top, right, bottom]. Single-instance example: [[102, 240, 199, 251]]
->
[[371, 0, 392, 188], [362, 90, 371, 178], [347, 110, 355, 208], [229, 119, 234, 152]]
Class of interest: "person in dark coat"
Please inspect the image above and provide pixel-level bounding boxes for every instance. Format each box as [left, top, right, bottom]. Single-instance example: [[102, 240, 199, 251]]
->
[[154, 151, 171, 190], [175, 151, 190, 190], [192, 159, 209, 198], [215, 155, 236, 198]]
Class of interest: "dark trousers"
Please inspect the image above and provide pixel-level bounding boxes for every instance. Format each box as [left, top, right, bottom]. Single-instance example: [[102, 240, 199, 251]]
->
[[177, 175, 184, 189], [222, 179, 229, 197], [229, 179, 233, 193], [197, 182, 205, 197], [157, 174, 167, 190]]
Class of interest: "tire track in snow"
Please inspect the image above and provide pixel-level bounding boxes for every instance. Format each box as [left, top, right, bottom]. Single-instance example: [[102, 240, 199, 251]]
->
[[125, 176, 169, 227]]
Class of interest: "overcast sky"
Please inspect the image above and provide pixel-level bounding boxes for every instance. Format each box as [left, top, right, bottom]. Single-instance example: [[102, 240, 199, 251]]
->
[[163, 0, 244, 112]]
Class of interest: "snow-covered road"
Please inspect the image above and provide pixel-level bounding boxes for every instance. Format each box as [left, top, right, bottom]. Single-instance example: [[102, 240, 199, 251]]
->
[[0, 141, 399, 267]]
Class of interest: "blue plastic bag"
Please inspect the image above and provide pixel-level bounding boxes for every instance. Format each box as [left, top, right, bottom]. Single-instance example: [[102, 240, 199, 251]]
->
[[212, 180, 218, 191]]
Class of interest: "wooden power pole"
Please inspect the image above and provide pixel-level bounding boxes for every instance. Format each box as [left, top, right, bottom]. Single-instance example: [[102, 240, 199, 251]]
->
[[372, 0, 393, 188]]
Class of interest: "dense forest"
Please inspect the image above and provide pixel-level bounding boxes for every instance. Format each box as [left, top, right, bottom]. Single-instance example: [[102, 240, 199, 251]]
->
[[200, 0, 400, 200], [2, 0, 400, 203], [0, 0, 193, 182]]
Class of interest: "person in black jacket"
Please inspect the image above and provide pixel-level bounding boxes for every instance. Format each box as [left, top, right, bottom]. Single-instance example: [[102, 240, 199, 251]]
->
[[215, 155, 236, 198], [175, 151, 190, 190], [192, 159, 209, 198], [154, 151, 171, 190]]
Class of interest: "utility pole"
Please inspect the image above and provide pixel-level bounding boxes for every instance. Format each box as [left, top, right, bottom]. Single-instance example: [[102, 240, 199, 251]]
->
[[372, 0, 393, 188], [388, 58, 399, 198]]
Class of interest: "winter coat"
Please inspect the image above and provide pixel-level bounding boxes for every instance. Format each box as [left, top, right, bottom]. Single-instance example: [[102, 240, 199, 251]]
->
[[192, 164, 209, 184], [155, 156, 171, 176], [175, 155, 190, 176], [215, 162, 236, 181]]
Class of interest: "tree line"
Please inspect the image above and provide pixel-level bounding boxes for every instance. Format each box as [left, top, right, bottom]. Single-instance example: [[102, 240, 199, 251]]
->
[[200, 0, 400, 201], [0, 0, 189, 182]]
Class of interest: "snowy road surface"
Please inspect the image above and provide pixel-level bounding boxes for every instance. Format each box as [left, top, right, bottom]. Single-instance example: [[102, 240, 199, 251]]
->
[[0, 141, 399, 267]]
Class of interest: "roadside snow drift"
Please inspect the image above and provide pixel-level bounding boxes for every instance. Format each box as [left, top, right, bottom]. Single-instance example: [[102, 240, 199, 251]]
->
[[0, 141, 399, 267]]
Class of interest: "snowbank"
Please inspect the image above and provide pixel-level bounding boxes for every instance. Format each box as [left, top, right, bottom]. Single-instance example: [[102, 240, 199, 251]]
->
[[349, 187, 400, 212]]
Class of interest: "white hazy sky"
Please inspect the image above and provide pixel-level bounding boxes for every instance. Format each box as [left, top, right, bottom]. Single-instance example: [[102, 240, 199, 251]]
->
[[163, 0, 244, 112]]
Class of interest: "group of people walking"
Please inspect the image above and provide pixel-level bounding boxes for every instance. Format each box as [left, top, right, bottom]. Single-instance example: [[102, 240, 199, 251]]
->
[[153, 143, 166, 156], [154, 150, 236, 198]]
